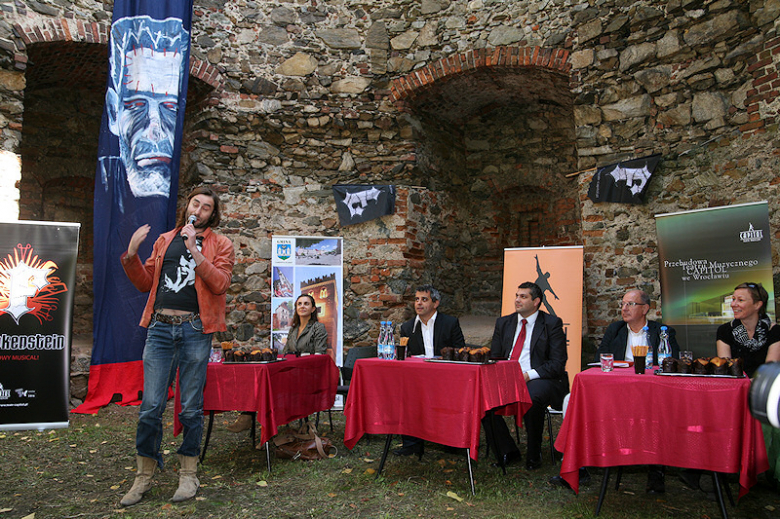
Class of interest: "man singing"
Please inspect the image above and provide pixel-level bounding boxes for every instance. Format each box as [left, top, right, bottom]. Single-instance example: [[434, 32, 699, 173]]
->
[[119, 186, 235, 506]]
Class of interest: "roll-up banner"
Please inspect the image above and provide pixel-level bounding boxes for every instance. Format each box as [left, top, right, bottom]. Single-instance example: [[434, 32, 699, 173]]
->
[[502, 246, 584, 387], [656, 202, 774, 358], [271, 236, 344, 366], [0, 221, 80, 430]]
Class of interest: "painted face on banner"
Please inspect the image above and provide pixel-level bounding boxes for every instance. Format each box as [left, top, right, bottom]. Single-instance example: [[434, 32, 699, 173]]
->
[[116, 49, 181, 198], [106, 16, 188, 199]]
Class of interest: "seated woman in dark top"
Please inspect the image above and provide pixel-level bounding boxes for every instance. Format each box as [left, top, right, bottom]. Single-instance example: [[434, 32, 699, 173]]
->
[[681, 282, 780, 492], [716, 282, 780, 377], [228, 294, 332, 433], [283, 294, 332, 361]]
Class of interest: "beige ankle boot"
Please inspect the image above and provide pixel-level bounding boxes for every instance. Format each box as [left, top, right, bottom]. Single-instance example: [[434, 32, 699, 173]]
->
[[120, 455, 157, 506], [171, 454, 199, 502], [226, 413, 252, 433]]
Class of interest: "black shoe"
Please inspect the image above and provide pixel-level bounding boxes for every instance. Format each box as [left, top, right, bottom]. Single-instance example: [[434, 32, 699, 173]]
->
[[491, 450, 522, 468], [549, 475, 573, 490], [392, 444, 423, 457], [525, 453, 543, 471], [646, 470, 665, 494], [678, 469, 702, 491]]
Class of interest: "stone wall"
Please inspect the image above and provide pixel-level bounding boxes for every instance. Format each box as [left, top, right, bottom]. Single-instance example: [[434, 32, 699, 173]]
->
[[0, 0, 778, 377]]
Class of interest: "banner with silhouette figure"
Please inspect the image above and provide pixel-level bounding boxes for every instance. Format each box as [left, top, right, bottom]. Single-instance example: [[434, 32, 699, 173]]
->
[[502, 247, 584, 387]]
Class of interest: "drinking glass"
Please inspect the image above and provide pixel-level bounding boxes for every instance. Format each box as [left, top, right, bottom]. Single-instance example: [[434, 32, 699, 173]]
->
[[681, 351, 693, 362], [600, 353, 614, 372]]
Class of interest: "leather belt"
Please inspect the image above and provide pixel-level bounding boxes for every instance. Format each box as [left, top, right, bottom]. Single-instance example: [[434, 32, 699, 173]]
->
[[153, 312, 199, 325]]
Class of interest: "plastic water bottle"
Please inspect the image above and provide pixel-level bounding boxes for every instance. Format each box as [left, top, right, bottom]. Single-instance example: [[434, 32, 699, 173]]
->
[[377, 321, 386, 359], [386, 321, 395, 360], [644, 326, 654, 369], [657, 325, 671, 366]]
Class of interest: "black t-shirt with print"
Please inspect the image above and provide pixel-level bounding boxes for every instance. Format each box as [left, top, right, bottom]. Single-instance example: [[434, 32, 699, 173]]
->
[[154, 236, 200, 313]]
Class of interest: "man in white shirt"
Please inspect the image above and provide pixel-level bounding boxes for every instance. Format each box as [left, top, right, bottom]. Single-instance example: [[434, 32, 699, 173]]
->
[[484, 282, 568, 470], [592, 288, 679, 493], [395, 284, 466, 456]]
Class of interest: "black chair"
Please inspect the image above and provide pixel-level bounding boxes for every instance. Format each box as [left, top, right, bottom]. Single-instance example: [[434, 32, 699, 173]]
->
[[317, 345, 377, 432], [338, 345, 377, 398]]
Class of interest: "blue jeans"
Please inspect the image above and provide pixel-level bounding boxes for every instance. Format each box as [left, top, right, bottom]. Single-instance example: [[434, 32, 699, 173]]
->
[[135, 317, 212, 468]]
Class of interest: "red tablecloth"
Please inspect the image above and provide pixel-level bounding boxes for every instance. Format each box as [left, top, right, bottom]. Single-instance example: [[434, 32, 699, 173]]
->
[[343, 357, 532, 461], [174, 354, 338, 446], [554, 368, 769, 498]]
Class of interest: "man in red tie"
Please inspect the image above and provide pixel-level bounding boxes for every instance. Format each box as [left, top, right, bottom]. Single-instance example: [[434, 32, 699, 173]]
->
[[483, 281, 568, 470]]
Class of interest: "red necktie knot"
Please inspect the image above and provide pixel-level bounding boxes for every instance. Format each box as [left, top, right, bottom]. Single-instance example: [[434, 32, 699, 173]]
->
[[510, 318, 527, 361]]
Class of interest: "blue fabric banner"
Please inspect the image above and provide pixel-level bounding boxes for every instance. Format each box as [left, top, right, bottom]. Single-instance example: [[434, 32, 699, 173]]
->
[[76, 1, 194, 413]]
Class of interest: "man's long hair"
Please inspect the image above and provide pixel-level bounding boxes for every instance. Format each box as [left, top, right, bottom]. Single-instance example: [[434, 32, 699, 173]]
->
[[176, 186, 221, 228]]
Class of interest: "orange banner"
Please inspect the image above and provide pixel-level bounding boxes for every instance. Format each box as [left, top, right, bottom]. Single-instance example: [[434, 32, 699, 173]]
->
[[502, 247, 583, 387]]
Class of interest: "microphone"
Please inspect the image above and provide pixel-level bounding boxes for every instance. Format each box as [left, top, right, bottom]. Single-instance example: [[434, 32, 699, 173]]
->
[[182, 214, 196, 242]]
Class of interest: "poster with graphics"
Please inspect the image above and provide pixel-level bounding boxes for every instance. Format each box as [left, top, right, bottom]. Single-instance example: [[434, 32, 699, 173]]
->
[[271, 236, 343, 366], [502, 246, 584, 388], [0, 221, 80, 430], [656, 202, 774, 357]]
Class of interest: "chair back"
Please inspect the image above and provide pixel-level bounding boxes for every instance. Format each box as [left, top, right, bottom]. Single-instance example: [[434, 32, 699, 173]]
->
[[341, 346, 377, 382]]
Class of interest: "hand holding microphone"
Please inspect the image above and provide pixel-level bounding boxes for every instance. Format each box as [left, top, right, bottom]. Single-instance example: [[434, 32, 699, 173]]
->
[[182, 214, 196, 243]]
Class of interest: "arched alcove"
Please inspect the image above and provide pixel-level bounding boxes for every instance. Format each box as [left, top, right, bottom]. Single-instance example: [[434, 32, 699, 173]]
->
[[392, 47, 579, 315]]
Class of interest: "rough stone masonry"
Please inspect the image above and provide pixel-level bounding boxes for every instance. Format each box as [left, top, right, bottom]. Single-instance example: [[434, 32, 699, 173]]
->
[[0, 1, 778, 398]]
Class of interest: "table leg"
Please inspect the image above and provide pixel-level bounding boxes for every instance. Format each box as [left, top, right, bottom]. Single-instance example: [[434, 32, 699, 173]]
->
[[718, 472, 735, 506], [711, 472, 729, 519], [595, 467, 611, 517], [265, 441, 272, 474], [466, 448, 475, 496], [376, 434, 393, 479], [250, 412, 257, 449], [615, 466, 623, 491], [200, 411, 215, 463]]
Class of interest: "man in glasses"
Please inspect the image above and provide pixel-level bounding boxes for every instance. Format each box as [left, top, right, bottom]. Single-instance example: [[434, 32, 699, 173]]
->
[[593, 288, 679, 493], [596, 289, 679, 365]]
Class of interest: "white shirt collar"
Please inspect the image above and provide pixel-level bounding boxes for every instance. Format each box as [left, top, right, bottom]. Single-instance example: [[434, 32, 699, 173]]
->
[[415, 311, 438, 329]]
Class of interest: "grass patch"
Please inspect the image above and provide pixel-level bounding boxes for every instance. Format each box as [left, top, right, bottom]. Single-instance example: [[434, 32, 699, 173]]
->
[[0, 403, 778, 518]]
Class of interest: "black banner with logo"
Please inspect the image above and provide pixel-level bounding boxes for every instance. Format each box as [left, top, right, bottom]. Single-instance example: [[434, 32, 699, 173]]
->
[[0, 221, 80, 430]]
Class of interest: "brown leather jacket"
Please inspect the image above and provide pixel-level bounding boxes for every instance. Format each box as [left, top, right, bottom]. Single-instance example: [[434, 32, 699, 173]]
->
[[120, 227, 235, 334]]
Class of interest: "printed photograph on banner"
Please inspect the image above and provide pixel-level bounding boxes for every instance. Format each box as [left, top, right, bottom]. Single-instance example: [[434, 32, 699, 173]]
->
[[272, 266, 294, 298], [656, 203, 774, 326], [656, 202, 774, 357], [272, 237, 295, 265], [295, 238, 342, 266], [502, 247, 584, 386], [297, 266, 341, 354], [271, 332, 288, 354], [271, 299, 293, 332]]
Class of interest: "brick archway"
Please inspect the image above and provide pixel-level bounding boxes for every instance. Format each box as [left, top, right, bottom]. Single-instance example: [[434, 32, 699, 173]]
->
[[390, 46, 571, 103], [12, 18, 223, 91]]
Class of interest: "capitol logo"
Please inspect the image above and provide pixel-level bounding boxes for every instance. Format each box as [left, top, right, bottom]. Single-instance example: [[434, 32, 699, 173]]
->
[[739, 223, 764, 243]]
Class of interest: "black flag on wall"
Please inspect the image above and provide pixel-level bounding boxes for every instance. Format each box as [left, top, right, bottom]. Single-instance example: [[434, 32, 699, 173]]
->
[[333, 185, 396, 226], [587, 154, 661, 204]]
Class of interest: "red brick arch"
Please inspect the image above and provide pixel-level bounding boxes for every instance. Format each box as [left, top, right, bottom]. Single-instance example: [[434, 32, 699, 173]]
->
[[389, 46, 571, 102], [12, 18, 223, 91]]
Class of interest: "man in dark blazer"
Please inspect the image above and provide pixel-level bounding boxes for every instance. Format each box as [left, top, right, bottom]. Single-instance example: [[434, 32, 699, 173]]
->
[[395, 284, 466, 456], [595, 288, 680, 364], [399, 284, 466, 358], [484, 281, 568, 470], [593, 288, 679, 493]]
